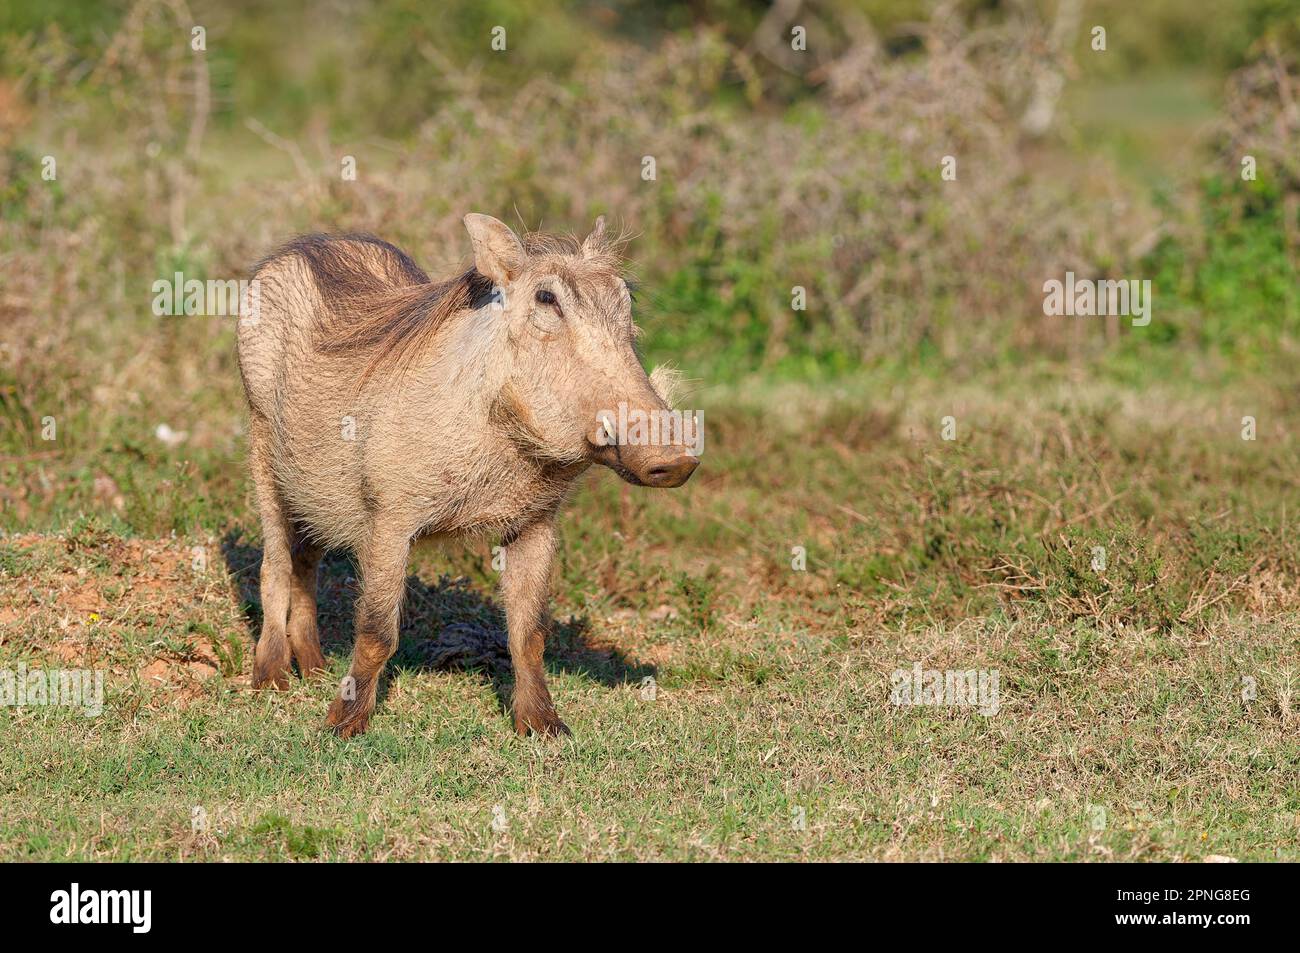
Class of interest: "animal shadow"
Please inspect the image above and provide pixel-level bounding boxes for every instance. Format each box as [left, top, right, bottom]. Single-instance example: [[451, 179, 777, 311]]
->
[[221, 530, 655, 716]]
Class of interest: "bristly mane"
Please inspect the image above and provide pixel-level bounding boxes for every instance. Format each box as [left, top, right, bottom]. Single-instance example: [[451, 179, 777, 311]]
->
[[256, 228, 627, 385], [255, 232, 496, 384]]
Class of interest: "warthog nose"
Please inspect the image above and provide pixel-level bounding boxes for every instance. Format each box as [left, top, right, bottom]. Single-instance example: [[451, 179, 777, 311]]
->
[[643, 453, 699, 488]]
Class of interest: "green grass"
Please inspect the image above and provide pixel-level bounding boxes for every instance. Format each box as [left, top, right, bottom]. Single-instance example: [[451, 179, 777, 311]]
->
[[3, 0, 1299, 862], [3, 375, 1298, 861]]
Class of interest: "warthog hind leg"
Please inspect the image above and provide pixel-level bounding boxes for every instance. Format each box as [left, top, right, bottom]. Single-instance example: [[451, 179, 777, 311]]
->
[[250, 416, 294, 690], [287, 534, 326, 676]]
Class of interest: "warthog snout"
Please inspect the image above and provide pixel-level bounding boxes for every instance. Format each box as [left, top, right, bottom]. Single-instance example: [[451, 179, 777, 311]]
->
[[587, 438, 699, 487], [643, 452, 699, 487], [587, 390, 701, 488]]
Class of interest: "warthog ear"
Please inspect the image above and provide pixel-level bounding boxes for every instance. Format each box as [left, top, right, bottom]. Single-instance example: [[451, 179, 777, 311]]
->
[[581, 215, 607, 256], [464, 213, 525, 286]]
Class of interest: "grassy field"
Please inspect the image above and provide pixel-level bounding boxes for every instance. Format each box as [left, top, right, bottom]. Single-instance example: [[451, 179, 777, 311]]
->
[[3, 371, 1298, 861], [2, 0, 1299, 861]]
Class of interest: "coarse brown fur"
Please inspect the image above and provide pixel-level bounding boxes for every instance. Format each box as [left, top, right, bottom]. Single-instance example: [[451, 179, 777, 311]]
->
[[236, 214, 697, 738]]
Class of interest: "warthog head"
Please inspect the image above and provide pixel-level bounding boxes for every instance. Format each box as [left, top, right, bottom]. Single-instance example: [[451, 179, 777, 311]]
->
[[467, 213, 699, 488]]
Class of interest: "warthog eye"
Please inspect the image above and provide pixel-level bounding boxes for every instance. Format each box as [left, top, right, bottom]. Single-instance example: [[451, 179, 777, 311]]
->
[[535, 289, 557, 306]]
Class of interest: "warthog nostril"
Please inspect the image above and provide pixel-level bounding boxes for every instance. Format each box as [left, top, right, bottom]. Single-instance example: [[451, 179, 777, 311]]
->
[[644, 454, 699, 487]]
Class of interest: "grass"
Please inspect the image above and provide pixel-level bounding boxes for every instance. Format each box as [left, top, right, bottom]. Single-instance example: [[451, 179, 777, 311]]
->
[[3, 0, 1299, 863], [3, 373, 1298, 861]]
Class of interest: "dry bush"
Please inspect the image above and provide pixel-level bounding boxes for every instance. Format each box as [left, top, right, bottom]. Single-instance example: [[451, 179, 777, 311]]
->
[[1, 0, 1151, 392], [1219, 39, 1300, 251]]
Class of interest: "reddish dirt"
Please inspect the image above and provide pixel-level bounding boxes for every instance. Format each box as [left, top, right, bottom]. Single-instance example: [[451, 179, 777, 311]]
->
[[0, 533, 244, 705]]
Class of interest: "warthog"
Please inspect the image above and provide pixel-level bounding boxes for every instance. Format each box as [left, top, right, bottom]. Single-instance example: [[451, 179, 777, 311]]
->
[[237, 214, 698, 737]]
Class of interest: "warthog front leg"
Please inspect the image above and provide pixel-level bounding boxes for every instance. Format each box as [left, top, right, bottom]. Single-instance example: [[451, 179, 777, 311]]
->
[[326, 529, 410, 738], [502, 518, 568, 737]]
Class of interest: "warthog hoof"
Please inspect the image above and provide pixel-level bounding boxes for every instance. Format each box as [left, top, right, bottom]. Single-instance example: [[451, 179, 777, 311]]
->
[[251, 660, 291, 691], [252, 634, 293, 690], [326, 696, 372, 738], [514, 711, 571, 738]]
